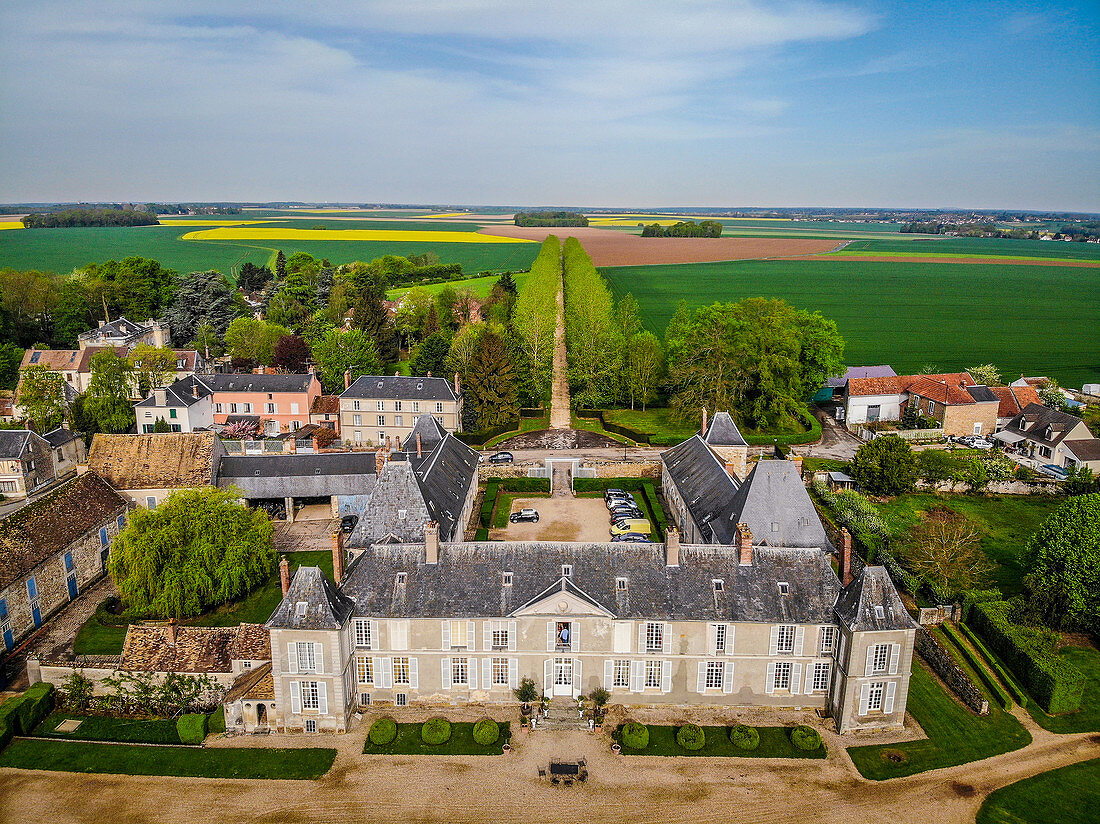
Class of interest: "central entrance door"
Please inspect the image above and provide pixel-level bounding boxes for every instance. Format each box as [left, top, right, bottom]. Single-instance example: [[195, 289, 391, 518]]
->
[[553, 657, 573, 696]]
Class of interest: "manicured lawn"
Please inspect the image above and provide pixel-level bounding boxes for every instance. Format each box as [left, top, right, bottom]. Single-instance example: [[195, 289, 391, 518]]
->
[[801, 458, 850, 475], [872, 494, 1063, 596], [362, 721, 511, 756], [976, 757, 1100, 824], [72, 619, 129, 656], [613, 724, 826, 758], [492, 493, 550, 528], [570, 413, 634, 445], [0, 738, 336, 779], [847, 663, 1031, 780], [1025, 647, 1100, 734], [484, 415, 551, 447], [36, 713, 183, 745], [601, 408, 697, 441]]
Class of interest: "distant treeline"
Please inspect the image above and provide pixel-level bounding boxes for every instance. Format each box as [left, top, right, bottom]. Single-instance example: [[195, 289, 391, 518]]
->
[[150, 204, 242, 216], [901, 220, 1099, 241], [22, 208, 159, 229], [641, 220, 722, 238], [514, 211, 589, 227]]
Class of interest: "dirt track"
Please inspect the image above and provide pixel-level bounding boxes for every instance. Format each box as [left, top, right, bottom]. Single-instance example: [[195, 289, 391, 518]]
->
[[479, 225, 839, 266]]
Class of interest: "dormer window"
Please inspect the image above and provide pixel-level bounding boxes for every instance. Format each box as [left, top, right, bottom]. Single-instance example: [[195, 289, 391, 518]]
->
[[771, 522, 780, 533], [398, 509, 407, 520], [778, 582, 790, 596], [712, 579, 724, 592], [616, 577, 628, 591], [562, 565, 573, 578], [416, 382, 423, 390], [296, 602, 308, 617], [874, 605, 885, 620], [502, 572, 513, 587]]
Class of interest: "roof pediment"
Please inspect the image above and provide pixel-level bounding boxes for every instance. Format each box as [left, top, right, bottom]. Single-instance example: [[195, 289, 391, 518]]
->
[[512, 577, 614, 618]]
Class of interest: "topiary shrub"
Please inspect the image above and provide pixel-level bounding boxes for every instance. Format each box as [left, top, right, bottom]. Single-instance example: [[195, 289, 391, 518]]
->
[[790, 725, 822, 751], [421, 718, 451, 746], [176, 713, 208, 744], [472, 718, 499, 746], [676, 723, 705, 751], [620, 721, 649, 750], [368, 717, 398, 746], [729, 724, 760, 750], [15, 683, 55, 734]]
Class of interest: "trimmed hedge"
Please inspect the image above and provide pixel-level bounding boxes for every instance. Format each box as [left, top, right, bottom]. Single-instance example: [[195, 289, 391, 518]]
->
[[480, 482, 498, 528], [676, 724, 705, 751], [474, 527, 489, 541], [941, 623, 1013, 711], [790, 725, 822, 751], [421, 718, 452, 745], [0, 684, 57, 752], [573, 478, 648, 493], [369, 718, 398, 746], [962, 589, 1003, 621], [494, 477, 550, 493], [520, 408, 547, 418], [730, 724, 760, 750], [176, 713, 208, 745], [959, 621, 1029, 708], [621, 721, 649, 749], [472, 718, 499, 746], [642, 483, 668, 539], [456, 419, 520, 447], [969, 601, 1085, 714]]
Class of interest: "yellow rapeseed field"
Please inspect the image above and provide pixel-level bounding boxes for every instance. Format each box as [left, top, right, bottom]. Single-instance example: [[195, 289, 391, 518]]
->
[[181, 228, 536, 244], [0, 222, 25, 230]]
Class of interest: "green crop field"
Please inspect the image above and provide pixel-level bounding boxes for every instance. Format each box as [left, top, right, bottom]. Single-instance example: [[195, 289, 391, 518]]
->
[[602, 258, 1100, 387], [839, 236, 1100, 261]]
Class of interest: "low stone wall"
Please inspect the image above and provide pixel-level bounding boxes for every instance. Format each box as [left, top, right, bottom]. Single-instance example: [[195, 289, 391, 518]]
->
[[914, 628, 989, 715], [915, 479, 1060, 495], [478, 464, 532, 481], [30, 658, 236, 694], [586, 461, 661, 479]]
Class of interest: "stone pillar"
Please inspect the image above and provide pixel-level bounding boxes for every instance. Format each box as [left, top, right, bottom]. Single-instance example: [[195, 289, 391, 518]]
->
[[279, 556, 291, 595], [285, 497, 294, 523], [737, 523, 753, 566], [425, 521, 439, 565], [332, 530, 345, 585]]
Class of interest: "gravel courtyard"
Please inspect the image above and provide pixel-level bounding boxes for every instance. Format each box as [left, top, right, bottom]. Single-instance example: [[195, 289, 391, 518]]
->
[[490, 497, 613, 543]]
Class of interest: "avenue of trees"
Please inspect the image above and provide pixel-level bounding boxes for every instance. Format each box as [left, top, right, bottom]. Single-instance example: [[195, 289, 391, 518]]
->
[[514, 211, 588, 227], [641, 220, 722, 238]]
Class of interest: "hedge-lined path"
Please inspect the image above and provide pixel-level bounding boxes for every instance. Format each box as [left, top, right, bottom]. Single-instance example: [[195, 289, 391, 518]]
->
[[549, 245, 570, 430], [3, 705, 1098, 823]]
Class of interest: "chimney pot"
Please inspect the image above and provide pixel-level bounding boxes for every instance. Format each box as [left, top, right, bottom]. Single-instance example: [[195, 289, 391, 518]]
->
[[665, 526, 680, 567], [702, 406, 708, 436], [737, 522, 753, 566], [375, 450, 386, 474], [454, 372, 460, 396], [344, 370, 352, 390], [279, 555, 291, 595], [840, 528, 853, 587], [331, 531, 346, 585], [425, 521, 439, 565], [416, 432, 422, 458], [165, 618, 177, 644]]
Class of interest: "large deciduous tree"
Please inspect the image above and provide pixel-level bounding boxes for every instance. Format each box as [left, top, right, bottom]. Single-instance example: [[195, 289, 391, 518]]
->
[[898, 508, 993, 593], [167, 270, 238, 342], [311, 327, 381, 393], [273, 334, 311, 372], [18, 364, 65, 431], [623, 331, 664, 411], [224, 317, 290, 366], [85, 350, 135, 433], [127, 344, 177, 395], [1023, 493, 1100, 633], [108, 486, 275, 619], [849, 435, 917, 497]]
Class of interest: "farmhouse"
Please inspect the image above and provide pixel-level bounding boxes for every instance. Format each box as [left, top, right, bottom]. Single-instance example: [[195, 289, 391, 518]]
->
[[843, 371, 1000, 437], [77, 317, 170, 349], [991, 385, 1042, 430], [993, 402, 1100, 471], [87, 432, 224, 508], [339, 375, 462, 448]]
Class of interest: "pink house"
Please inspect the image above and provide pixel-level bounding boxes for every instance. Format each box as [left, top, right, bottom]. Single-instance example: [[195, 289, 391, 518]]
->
[[205, 373, 322, 436]]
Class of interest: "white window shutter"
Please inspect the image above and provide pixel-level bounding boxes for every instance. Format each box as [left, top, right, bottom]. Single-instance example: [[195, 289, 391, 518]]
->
[[613, 622, 630, 653], [547, 621, 556, 652], [660, 660, 672, 693], [790, 663, 802, 695], [290, 681, 301, 713], [381, 657, 393, 689], [370, 620, 379, 650], [637, 623, 646, 653], [544, 658, 553, 695], [727, 625, 735, 655], [442, 657, 451, 689], [858, 683, 871, 715], [707, 624, 716, 656], [605, 659, 614, 690], [482, 658, 491, 688], [794, 626, 805, 657], [696, 661, 707, 692], [769, 626, 780, 656], [314, 643, 324, 674], [804, 663, 816, 694], [409, 657, 418, 690], [766, 662, 776, 694], [723, 661, 735, 694], [572, 658, 582, 696], [441, 621, 450, 649], [483, 621, 492, 650], [889, 644, 901, 675], [318, 682, 328, 715], [469, 658, 478, 689], [286, 642, 298, 674], [508, 621, 517, 651], [630, 660, 643, 693], [508, 658, 519, 689], [467, 621, 476, 651], [884, 681, 897, 714], [866, 645, 876, 676], [573, 623, 580, 652], [661, 623, 671, 654], [393, 621, 408, 650]]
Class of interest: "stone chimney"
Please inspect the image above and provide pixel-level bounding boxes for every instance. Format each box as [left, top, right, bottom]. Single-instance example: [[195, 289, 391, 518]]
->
[[791, 456, 803, 477], [279, 555, 290, 595], [701, 406, 708, 436], [416, 432, 423, 459], [165, 618, 178, 644], [312, 435, 322, 452], [737, 522, 753, 566], [840, 528, 853, 587], [375, 449, 387, 473], [153, 387, 167, 407], [665, 526, 680, 567], [425, 521, 439, 565], [454, 372, 461, 396], [331, 531, 346, 585], [344, 370, 352, 390], [151, 319, 169, 348], [191, 381, 199, 399]]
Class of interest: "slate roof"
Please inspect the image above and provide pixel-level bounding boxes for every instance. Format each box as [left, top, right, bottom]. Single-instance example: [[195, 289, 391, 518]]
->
[[78, 317, 151, 342], [0, 430, 34, 459], [201, 373, 317, 394], [218, 453, 378, 498], [834, 566, 917, 631], [0, 473, 129, 590], [88, 432, 220, 488], [409, 432, 479, 537], [135, 375, 214, 408], [724, 460, 832, 549], [991, 386, 1041, 419], [826, 365, 896, 388], [42, 427, 81, 448], [661, 435, 740, 542], [1003, 402, 1089, 448], [347, 460, 432, 546], [339, 542, 842, 623], [119, 622, 269, 673], [341, 375, 457, 402], [402, 413, 448, 454], [1065, 439, 1100, 462], [703, 411, 747, 446], [266, 566, 355, 630]]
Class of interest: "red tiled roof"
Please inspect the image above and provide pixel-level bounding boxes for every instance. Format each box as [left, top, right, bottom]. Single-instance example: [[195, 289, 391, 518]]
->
[[847, 372, 974, 398], [311, 395, 340, 414], [991, 386, 1041, 419], [907, 375, 987, 405]]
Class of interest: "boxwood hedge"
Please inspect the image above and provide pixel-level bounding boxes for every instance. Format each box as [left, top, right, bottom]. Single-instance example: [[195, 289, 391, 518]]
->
[[676, 724, 705, 751], [729, 724, 760, 750], [621, 721, 649, 750], [368, 718, 398, 745], [421, 718, 452, 745], [176, 713, 208, 745], [790, 725, 822, 751], [471, 718, 499, 746]]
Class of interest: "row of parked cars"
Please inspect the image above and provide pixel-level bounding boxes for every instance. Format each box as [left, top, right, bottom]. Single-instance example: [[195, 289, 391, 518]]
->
[[605, 489, 653, 542]]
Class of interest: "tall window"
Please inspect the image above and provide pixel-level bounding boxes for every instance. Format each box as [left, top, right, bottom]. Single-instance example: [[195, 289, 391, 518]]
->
[[354, 619, 372, 648], [820, 626, 836, 655], [356, 657, 374, 685], [393, 657, 410, 685], [645, 622, 663, 652], [492, 625, 509, 649], [353, 400, 361, 411], [491, 658, 509, 686], [353, 415, 362, 426], [705, 661, 724, 690], [301, 681, 319, 710], [377, 415, 386, 427], [776, 625, 795, 653], [612, 659, 630, 688], [436, 402, 444, 413], [867, 681, 884, 711], [812, 662, 830, 692], [714, 624, 727, 654], [377, 400, 385, 411], [451, 657, 469, 686], [449, 620, 467, 648], [394, 401, 402, 411], [413, 401, 420, 412], [772, 662, 792, 691], [871, 643, 890, 674], [296, 642, 316, 672], [644, 660, 662, 688]]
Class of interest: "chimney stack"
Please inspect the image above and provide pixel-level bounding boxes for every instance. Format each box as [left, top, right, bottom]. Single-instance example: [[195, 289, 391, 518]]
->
[[344, 370, 352, 390], [416, 432, 423, 458], [191, 381, 199, 399], [701, 406, 708, 436], [279, 555, 291, 595], [287, 437, 296, 454], [665, 526, 680, 567], [375, 449, 387, 474], [425, 521, 439, 565], [840, 529, 853, 587], [165, 618, 178, 644], [312, 435, 322, 452], [454, 372, 461, 396], [737, 522, 753, 566], [791, 456, 803, 477], [153, 387, 167, 408], [331, 531, 346, 585]]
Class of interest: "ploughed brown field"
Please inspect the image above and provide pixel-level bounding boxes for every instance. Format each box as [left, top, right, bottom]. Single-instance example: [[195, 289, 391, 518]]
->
[[478, 225, 840, 266]]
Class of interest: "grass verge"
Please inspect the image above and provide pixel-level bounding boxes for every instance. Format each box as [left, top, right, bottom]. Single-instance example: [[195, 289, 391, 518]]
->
[[976, 757, 1100, 824], [613, 724, 826, 758], [36, 713, 183, 745], [484, 415, 550, 448], [362, 721, 511, 755]]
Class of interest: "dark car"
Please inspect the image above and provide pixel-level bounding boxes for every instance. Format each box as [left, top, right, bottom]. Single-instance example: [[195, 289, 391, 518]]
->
[[612, 534, 653, 543], [509, 508, 540, 523], [488, 451, 514, 464], [605, 492, 636, 508], [609, 507, 643, 523], [340, 514, 359, 534]]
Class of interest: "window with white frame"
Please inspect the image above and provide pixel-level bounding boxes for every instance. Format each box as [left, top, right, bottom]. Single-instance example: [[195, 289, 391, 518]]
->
[[705, 660, 724, 690], [301, 681, 319, 710], [644, 659, 662, 688], [394, 401, 402, 411], [413, 401, 420, 412], [616, 577, 628, 591], [393, 657, 410, 684], [353, 400, 361, 411], [645, 622, 663, 652], [291, 403, 299, 414], [354, 619, 372, 648], [820, 626, 836, 655], [491, 657, 509, 686], [436, 402, 444, 413], [502, 571, 513, 587], [394, 415, 403, 427], [214, 403, 224, 413], [772, 662, 792, 691], [612, 659, 630, 688], [396, 693, 407, 706], [776, 625, 795, 653], [451, 657, 469, 686], [867, 681, 884, 711], [356, 657, 374, 684], [377, 400, 385, 411], [305, 718, 317, 732], [353, 414, 362, 426], [492, 625, 509, 649], [377, 415, 386, 427], [871, 643, 890, 674], [296, 642, 316, 672], [714, 623, 727, 654], [378, 432, 385, 443], [265, 403, 277, 414], [812, 662, 830, 692], [449, 620, 467, 648]]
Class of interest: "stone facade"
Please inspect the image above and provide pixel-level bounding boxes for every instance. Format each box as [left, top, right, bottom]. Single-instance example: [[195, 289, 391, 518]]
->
[[0, 431, 56, 500], [339, 376, 462, 448]]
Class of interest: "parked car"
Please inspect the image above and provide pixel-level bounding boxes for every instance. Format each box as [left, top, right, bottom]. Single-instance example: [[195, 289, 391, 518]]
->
[[509, 508, 540, 523], [488, 451, 514, 464], [340, 514, 359, 534], [605, 492, 636, 508], [604, 489, 633, 504], [609, 507, 643, 523], [954, 435, 994, 449], [610, 518, 652, 537], [612, 534, 653, 543], [1038, 464, 1069, 481]]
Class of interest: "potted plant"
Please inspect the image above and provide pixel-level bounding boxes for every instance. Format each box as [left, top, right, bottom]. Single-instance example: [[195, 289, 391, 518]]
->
[[513, 677, 539, 716], [589, 687, 610, 727]]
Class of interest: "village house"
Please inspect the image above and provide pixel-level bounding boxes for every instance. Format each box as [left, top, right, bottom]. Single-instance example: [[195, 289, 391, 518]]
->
[[309, 395, 342, 436], [339, 375, 462, 448], [0, 472, 130, 654], [19, 345, 205, 397], [990, 385, 1042, 431], [206, 372, 323, 436], [86, 432, 224, 508], [813, 365, 896, 410], [0, 430, 57, 500], [134, 375, 214, 433], [843, 372, 1001, 437], [43, 427, 87, 478], [993, 402, 1100, 472], [77, 317, 170, 349]]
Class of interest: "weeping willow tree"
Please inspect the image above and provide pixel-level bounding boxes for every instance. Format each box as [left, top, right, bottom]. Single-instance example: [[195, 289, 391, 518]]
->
[[108, 486, 275, 618]]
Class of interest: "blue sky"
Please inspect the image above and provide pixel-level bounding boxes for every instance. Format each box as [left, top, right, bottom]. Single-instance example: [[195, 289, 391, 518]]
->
[[1, 1, 1097, 210]]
